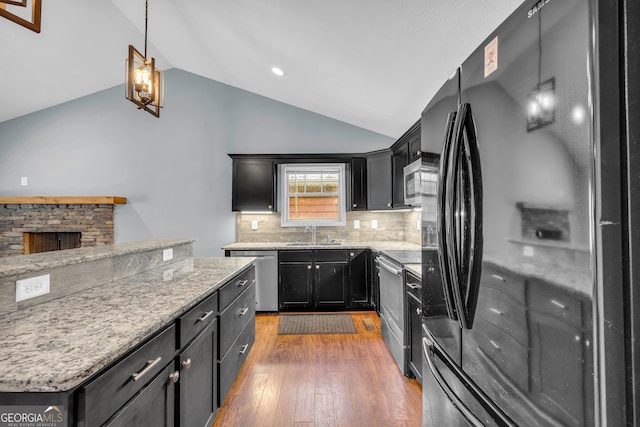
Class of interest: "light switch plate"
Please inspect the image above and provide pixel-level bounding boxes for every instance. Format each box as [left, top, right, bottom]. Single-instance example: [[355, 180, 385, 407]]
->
[[21, 176, 28, 186], [353, 220, 360, 229], [251, 220, 259, 230], [16, 274, 50, 302], [163, 248, 173, 261], [371, 220, 378, 229], [416, 220, 421, 230]]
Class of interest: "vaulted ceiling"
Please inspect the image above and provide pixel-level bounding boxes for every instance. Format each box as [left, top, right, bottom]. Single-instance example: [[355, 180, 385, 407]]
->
[[0, 0, 525, 137]]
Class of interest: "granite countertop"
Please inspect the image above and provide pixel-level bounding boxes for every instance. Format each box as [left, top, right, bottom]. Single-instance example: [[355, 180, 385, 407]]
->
[[483, 254, 592, 298], [405, 264, 421, 277], [0, 256, 254, 393], [223, 240, 421, 252], [0, 238, 196, 278]]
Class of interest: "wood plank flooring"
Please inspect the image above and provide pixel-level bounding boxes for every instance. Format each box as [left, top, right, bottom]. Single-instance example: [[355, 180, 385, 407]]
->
[[212, 312, 422, 427]]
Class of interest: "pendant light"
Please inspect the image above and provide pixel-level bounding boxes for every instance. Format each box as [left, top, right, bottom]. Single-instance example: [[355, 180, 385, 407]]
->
[[125, 0, 164, 117]]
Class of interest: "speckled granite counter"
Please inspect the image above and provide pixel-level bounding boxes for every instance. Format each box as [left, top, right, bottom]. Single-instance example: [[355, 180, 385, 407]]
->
[[0, 256, 254, 393], [405, 264, 421, 277], [0, 238, 196, 278], [223, 240, 421, 252]]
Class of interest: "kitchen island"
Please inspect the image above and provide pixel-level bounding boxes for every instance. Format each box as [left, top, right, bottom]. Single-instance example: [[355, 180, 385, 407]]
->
[[0, 239, 256, 427]]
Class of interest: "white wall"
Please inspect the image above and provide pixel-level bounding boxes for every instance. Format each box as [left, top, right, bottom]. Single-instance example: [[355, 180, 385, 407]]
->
[[0, 69, 393, 256]]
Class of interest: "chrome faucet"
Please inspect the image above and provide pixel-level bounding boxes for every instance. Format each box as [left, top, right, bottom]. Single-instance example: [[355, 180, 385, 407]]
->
[[304, 225, 317, 245]]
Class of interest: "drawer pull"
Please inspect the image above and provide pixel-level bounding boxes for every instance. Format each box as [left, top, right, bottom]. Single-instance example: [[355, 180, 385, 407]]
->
[[489, 340, 501, 350], [550, 299, 567, 310], [169, 371, 180, 383], [416, 307, 422, 316], [407, 283, 421, 290], [132, 357, 162, 382], [239, 344, 249, 355], [197, 310, 214, 322], [491, 274, 505, 282], [489, 308, 503, 315], [239, 307, 249, 316], [182, 358, 192, 370], [236, 279, 249, 287]]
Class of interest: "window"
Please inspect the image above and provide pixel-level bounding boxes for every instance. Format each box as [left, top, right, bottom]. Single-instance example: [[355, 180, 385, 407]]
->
[[280, 163, 346, 226]]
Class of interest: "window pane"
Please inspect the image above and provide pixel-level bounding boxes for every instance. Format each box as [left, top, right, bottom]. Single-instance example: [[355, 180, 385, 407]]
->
[[289, 195, 339, 220]]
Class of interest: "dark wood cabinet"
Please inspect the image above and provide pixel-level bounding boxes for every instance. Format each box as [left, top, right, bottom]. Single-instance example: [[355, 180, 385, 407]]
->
[[392, 142, 409, 209], [348, 249, 370, 309], [279, 249, 369, 311], [407, 127, 422, 163], [406, 271, 422, 382], [231, 158, 275, 212], [350, 157, 367, 210], [176, 321, 217, 427], [366, 150, 393, 210]]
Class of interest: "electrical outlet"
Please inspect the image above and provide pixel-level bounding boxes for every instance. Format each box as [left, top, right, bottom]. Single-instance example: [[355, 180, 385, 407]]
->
[[371, 220, 378, 229], [353, 220, 360, 229], [21, 176, 28, 186], [163, 248, 173, 261], [417, 220, 421, 230], [16, 274, 50, 302], [251, 220, 259, 230]]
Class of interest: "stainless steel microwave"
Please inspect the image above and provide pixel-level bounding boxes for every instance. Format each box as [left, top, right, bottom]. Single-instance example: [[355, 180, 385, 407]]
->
[[403, 158, 438, 206]]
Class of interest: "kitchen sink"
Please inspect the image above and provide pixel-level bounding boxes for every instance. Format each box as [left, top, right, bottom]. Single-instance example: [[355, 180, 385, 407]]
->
[[285, 242, 342, 246]]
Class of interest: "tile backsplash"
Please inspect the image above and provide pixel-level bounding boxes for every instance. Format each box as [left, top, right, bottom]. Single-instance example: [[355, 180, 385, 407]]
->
[[237, 211, 421, 245]]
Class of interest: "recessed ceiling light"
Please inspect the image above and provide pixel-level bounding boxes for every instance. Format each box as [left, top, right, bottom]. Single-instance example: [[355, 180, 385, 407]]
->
[[271, 67, 286, 77]]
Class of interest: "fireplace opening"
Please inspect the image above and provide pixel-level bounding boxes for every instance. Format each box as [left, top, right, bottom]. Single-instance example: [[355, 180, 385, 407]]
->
[[24, 232, 82, 255]]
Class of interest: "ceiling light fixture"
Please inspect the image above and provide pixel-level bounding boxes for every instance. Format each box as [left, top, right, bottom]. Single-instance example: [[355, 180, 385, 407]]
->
[[125, 0, 164, 118], [0, 0, 42, 33], [271, 67, 286, 77]]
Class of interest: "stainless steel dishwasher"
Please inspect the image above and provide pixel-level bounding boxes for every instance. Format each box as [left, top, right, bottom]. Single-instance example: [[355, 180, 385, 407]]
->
[[376, 253, 406, 374], [229, 250, 278, 312]]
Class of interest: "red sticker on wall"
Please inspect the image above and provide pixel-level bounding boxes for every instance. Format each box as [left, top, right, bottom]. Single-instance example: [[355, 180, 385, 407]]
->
[[484, 36, 498, 77]]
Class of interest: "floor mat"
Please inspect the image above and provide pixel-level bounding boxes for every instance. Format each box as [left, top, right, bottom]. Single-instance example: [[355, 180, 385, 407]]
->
[[278, 314, 357, 335]]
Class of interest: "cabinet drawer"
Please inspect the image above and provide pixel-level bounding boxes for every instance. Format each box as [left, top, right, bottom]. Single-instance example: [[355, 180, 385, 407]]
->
[[177, 292, 218, 348], [314, 250, 347, 262], [104, 363, 175, 427], [218, 316, 256, 405], [476, 286, 527, 346], [219, 266, 255, 310], [81, 324, 176, 427], [219, 283, 256, 357], [481, 264, 525, 304], [405, 271, 421, 301], [279, 250, 312, 263], [528, 279, 584, 328]]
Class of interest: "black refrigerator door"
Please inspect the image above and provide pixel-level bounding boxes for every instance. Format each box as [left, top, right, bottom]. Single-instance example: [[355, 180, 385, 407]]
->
[[459, 0, 595, 425], [421, 69, 462, 364]]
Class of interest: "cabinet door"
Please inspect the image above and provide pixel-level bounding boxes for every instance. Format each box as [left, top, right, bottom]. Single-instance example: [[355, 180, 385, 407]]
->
[[177, 321, 217, 427], [231, 158, 275, 212], [350, 157, 367, 210], [366, 151, 393, 210], [314, 259, 348, 309], [348, 249, 370, 309], [392, 142, 409, 208], [407, 128, 422, 163], [407, 292, 422, 382], [279, 251, 313, 310], [105, 364, 175, 427]]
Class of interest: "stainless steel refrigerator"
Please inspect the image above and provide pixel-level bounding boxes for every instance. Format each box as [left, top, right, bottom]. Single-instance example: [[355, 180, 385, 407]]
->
[[420, 0, 639, 425]]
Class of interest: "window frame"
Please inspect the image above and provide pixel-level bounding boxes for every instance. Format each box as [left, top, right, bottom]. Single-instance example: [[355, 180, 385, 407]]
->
[[279, 163, 347, 227]]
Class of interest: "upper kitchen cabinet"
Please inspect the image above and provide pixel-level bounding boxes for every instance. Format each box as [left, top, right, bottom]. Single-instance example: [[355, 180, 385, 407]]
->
[[350, 157, 367, 211], [230, 156, 276, 212], [391, 120, 420, 209], [366, 150, 393, 210]]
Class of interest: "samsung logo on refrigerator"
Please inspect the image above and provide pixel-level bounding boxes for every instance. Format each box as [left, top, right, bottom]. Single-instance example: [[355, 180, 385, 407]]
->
[[528, 0, 552, 18]]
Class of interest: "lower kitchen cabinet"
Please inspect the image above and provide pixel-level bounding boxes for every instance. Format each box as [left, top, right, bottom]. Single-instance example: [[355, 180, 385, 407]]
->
[[279, 249, 371, 311], [406, 271, 422, 382]]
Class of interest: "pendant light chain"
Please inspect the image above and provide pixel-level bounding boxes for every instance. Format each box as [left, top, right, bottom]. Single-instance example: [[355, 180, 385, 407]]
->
[[144, 0, 148, 58]]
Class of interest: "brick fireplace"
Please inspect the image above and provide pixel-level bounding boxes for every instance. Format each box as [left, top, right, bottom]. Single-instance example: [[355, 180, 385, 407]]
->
[[0, 196, 126, 257]]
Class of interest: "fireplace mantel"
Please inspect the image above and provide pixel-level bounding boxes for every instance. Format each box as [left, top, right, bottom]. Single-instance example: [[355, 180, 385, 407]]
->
[[0, 196, 126, 205]]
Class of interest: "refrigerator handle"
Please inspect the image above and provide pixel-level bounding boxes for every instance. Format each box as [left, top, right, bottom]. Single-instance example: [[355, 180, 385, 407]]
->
[[437, 110, 459, 321], [459, 103, 483, 329], [422, 336, 484, 427]]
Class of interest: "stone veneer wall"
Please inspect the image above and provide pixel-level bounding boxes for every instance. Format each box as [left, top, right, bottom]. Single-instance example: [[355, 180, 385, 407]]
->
[[237, 210, 421, 245], [0, 204, 115, 257]]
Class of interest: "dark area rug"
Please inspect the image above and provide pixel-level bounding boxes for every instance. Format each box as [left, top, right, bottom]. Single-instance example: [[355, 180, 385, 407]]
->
[[278, 314, 357, 335]]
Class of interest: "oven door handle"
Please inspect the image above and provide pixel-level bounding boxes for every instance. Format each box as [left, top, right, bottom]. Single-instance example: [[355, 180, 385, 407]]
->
[[377, 258, 403, 276], [422, 337, 484, 427]]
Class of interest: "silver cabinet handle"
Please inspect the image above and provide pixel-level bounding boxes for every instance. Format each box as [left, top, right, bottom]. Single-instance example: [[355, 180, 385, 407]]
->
[[169, 371, 180, 383], [377, 258, 402, 276], [489, 308, 503, 316], [239, 307, 249, 316], [307, 265, 312, 270], [182, 358, 191, 369], [350, 252, 355, 257], [551, 299, 567, 310], [407, 283, 421, 290], [416, 307, 422, 316], [239, 344, 249, 355], [268, 205, 273, 209], [387, 202, 392, 207], [236, 279, 249, 287], [315, 265, 320, 270], [353, 203, 357, 208], [197, 310, 214, 322], [491, 274, 505, 282], [132, 357, 162, 382]]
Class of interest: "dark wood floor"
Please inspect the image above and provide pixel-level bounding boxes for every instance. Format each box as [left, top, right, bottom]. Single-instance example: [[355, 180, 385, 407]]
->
[[212, 312, 422, 427]]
